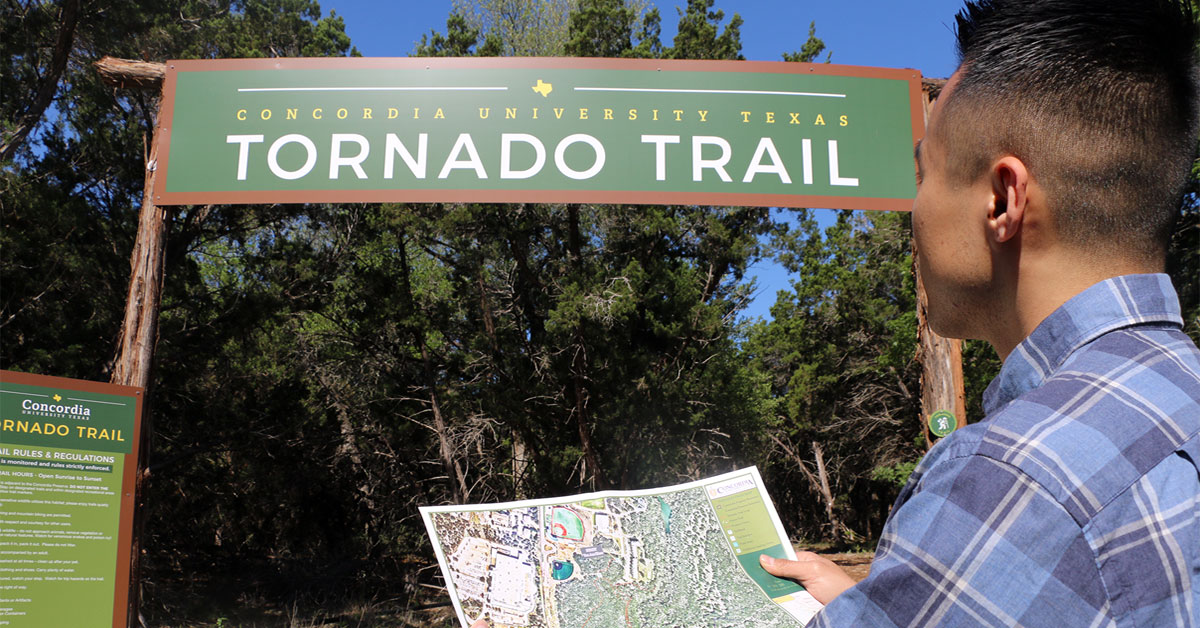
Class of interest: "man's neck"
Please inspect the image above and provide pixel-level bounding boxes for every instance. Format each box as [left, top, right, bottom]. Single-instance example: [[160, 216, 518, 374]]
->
[[987, 254, 1160, 361]]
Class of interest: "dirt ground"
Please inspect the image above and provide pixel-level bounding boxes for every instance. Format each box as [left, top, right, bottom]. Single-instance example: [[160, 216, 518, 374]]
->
[[823, 552, 873, 582]]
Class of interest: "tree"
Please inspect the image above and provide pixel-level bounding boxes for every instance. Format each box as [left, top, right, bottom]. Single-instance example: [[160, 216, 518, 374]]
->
[[453, 0, 578, 56], [748, 211, 925, 544], [664, 0, 743, 60]]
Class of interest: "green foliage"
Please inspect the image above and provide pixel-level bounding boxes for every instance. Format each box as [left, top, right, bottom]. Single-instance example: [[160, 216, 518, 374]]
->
[[870, 460, 916, 489], [414, 13, 503, 57], [1169, 175, 1199, 342], [664, 0, 743, 60], [747, 210, 925, 541], [565, 0, 636, 57], [452, 0, 578, 56], [782, 22, 830, 64]]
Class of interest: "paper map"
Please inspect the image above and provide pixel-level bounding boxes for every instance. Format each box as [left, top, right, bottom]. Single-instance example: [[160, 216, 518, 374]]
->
[[421, 467, 823, 627]]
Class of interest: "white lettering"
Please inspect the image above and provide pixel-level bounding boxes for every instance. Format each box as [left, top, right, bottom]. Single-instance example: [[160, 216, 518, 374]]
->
[[226, 134, 264, 180], [267, 134, 318, 180], [329, 134, 370, 179], [742, 137, 791, 184], [828, 140, 859, 187], [438, 133, 488, 179], [384, 133, 428, 179], [500, 133, 546, 179], [692, 136, 732, 182], [802, 139, 813, 185], [641, 135, 680, 181], [554, 134, 605, 180]]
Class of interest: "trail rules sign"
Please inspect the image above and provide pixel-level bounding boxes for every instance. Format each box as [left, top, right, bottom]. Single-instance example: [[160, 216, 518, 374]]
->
[[153, 57, 923, 210], [0, 370, 143, 628]]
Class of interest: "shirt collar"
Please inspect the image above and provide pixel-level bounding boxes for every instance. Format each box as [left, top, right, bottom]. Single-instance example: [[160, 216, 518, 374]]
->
[[982, 273, 1184, 415]]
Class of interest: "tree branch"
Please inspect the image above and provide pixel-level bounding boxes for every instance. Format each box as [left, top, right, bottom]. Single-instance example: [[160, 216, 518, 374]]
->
[[1, 0, 81, 162]]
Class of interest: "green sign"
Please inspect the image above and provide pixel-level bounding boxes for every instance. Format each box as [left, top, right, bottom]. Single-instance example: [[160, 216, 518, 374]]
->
[[155, 58, 924, 210], [0, 371, 143, 628], [928, 410, 958, 438]]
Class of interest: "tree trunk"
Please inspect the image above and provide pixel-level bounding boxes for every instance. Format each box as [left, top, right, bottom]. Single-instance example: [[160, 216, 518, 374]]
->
[[94, 56, 166, 91], [108, 93, 170, 628], [421, 342, 468, 502], [397, 227, 468, 502], [769, 434, 848, 543], [566, 205, 610, 490], [811, 441, 846, 544], [477, 266, 536, 498]]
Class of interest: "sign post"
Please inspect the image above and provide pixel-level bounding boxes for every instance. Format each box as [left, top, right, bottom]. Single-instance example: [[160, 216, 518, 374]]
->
[[915, 79, 966, 446], [0, 370, 143, 628]]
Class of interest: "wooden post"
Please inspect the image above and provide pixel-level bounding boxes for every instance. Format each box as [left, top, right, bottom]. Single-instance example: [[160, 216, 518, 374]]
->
[[914, 78, 967, 447], [97, 56, 169, 628]]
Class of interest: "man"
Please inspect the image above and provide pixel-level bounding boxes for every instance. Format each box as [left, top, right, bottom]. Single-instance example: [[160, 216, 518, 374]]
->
[[761, 0, 1200, 626]]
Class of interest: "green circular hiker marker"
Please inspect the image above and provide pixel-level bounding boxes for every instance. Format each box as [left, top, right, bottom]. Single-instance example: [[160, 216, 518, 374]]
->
[[928, 410, 957, 438]]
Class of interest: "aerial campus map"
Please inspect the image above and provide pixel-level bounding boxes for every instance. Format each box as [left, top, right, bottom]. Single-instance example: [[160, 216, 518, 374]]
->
[[421, 467, 823, 628]]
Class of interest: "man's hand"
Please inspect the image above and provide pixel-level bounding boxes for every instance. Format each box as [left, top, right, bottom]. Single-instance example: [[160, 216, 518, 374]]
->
[[759, 552, 857, 605], [470, 619, 488, 628]]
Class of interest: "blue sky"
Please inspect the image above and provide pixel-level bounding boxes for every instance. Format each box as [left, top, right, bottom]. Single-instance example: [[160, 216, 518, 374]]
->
[[320, 0, 967, 320]]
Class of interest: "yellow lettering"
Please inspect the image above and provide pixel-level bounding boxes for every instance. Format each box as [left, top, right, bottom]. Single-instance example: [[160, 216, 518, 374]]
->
[[740, 111, 751, 123], [653, 109, 659, 121], [86, 427, 97, 439], [1, 419, 11, 431], [260, 109, 272, 121], [766, 112, 775, 124], [236, 109, 247, 121], [840, 115, 849, 127], [413, 107, 420, 119], [628, 108, 637, 120], [362, 107, 373, 119], [789, 112, 801, 124], [698, 110, 708, 122], [388, 108, 399, 119], [479, 107, 491, 119], [554, 107, 565, 119], [337, 108, 348, 120], [815, 114, 826, 126], [434, 108, 445, 119], [580, 108, 589, 120], [603, 108, 613, 120], [506, 107, 517, 119], [313, 108, 323, 119], [286, 108, 297, 120], [673, 109, 683, 121], [532, 107, 539, 119]]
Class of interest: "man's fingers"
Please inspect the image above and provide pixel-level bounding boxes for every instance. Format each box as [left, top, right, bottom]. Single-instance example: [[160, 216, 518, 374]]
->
[[470, 620, 489, 628], [759, 552, 820, 580]]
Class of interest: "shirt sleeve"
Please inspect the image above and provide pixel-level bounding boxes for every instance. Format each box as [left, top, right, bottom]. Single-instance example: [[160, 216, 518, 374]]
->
[[808, 453, 1113, 628]]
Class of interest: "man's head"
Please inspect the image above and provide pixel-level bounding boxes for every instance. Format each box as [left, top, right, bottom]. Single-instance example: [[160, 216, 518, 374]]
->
[[913, 0, 1199, 349]]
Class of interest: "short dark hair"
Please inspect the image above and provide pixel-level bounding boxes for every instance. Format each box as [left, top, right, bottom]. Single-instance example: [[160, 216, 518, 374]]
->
[[939, 0, 1199, 262]]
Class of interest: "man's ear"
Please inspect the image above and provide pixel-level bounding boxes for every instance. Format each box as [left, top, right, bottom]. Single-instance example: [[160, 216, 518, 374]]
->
[[989, 156, 1029, 243]]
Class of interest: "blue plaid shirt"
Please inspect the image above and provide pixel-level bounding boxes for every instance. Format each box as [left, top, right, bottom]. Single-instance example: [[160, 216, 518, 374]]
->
[[812, 274, 1200, 627]]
